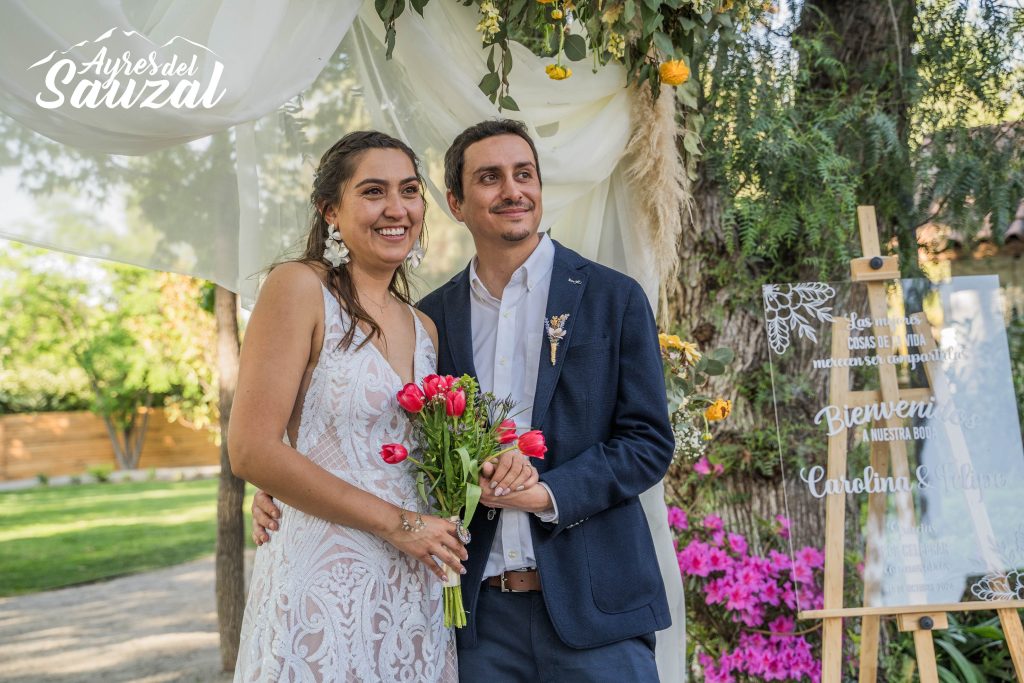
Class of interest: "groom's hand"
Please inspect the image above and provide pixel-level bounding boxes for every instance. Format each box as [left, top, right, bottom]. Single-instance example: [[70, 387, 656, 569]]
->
[[479, 480, 552, 514], [251, 490, 282, 545]]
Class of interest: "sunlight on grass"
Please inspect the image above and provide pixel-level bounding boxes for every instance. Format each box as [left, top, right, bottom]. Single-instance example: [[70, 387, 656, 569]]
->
[[0, 478, 255, 596]]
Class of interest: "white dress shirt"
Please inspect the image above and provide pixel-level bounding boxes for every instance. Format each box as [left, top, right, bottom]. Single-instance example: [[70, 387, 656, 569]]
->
[[470, 234, 559, 576]]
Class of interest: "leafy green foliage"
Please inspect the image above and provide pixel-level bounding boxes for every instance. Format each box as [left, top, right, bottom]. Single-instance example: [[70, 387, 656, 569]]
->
[[0, 242, 218, 466]]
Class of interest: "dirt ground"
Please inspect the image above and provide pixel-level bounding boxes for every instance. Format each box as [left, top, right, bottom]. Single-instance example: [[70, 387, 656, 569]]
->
[[0, 553, 253, 683]]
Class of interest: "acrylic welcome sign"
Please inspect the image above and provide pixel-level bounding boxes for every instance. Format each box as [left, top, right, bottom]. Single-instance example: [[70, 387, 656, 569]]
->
[[763, 275, 1024, 612]]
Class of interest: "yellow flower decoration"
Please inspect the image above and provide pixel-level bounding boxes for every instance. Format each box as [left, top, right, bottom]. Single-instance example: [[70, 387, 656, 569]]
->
[[717, 0, 734, 11], [659, 59, 690, 86], [537, 0, 556, 4], [679, 341, 702, 365], [545, 63, 572, 80], [606, 31, 625, 60], [658, 333, 684, 351], [704, 398, 732, 422], [551, 8, 564, 19]]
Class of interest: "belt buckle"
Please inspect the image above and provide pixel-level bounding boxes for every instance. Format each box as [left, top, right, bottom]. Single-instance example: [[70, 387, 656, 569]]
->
[[499, 572, 527, 593]]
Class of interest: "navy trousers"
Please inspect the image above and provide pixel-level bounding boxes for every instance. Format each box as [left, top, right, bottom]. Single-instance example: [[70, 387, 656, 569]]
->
[[457, 584, 659, 683]]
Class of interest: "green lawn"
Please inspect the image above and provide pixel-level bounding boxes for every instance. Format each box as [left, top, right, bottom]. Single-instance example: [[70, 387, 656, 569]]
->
[[0, 478, 256, 597]]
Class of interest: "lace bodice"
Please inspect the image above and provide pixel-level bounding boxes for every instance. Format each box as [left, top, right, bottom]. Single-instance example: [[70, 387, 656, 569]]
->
[[234, 285, 456, 683]]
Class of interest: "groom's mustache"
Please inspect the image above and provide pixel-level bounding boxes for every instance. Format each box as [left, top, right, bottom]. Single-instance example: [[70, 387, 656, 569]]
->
[[490, 200, 535, 214]]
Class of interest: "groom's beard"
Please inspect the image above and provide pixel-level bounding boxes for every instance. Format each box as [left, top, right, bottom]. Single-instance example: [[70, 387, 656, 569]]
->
[[491, 199, 536, 243]]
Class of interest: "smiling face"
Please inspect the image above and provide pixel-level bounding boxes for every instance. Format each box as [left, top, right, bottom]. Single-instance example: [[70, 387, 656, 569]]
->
[[446, 134, 543, 247], [323, 148, 424, 272]]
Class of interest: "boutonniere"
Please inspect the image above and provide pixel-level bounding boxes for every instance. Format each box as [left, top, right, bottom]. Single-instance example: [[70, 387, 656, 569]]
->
[[546, 314, 570, 366]]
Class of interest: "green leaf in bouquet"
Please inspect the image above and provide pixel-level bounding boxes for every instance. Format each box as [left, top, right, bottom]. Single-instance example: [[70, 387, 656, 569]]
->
[[464, 482, 481, 526], [457, 447, 473, 480], [694, 356, 709, 373]]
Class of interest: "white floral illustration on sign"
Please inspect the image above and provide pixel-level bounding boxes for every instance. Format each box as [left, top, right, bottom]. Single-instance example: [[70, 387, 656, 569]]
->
[[970, 570, 1024, 601], [762, 283, 836, 355]]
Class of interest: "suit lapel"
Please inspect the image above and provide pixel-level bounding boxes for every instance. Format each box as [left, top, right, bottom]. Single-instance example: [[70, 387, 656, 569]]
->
[[531, 245, 587, 430], [441, 268, 478, 379]]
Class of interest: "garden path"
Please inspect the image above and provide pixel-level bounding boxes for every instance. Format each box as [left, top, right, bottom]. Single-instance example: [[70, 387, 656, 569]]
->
[[0, 552, 253, 683]]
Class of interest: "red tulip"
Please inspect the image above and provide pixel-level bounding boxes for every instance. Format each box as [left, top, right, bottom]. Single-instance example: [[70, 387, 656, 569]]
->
[[396, 383, 425, 413], [517, 430, 547, 459], [445, 388, 467, 417], [497, 419, 517, 444], [423, 374, 446, 399], [380, 443, 409, 464]]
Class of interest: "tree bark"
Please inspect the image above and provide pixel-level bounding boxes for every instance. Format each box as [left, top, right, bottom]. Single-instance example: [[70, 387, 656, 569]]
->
[[214, 284, 244, 672]]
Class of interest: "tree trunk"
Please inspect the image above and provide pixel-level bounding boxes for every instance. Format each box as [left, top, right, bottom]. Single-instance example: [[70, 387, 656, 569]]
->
[[663, 0, 917, 551], [214, 284, 244, 672]]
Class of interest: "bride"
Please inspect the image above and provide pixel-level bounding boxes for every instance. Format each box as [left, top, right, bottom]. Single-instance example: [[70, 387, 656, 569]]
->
[[229, 131, 482, 682]]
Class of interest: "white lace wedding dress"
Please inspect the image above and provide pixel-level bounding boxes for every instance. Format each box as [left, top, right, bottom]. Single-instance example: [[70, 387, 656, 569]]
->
[[234, 286, 457, 683]]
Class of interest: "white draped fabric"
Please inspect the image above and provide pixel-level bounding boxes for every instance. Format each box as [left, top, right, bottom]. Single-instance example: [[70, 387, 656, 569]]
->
[[0, 1, 685, 679]]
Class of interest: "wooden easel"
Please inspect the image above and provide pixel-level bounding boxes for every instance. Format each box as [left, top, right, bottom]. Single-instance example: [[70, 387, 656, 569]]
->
[[803, 206, 1024, 682]]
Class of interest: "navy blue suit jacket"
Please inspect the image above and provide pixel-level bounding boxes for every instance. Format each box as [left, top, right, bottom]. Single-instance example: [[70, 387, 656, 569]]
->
[[417, 241, 674, 650]]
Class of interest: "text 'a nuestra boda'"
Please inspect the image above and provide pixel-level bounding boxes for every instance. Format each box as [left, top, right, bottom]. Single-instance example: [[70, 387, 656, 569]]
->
[[31, 45, 226, 110]]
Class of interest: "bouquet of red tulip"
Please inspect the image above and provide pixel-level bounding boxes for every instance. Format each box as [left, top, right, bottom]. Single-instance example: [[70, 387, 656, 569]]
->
[[380, 373, 546, 627]]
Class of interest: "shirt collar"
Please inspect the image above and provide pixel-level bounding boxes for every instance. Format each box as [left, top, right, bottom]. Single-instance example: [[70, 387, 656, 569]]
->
[[469, 233, 555, 299]]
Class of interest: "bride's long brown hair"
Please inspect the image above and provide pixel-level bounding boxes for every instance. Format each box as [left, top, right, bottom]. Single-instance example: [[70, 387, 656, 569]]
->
[[296, 131, 426, 350]]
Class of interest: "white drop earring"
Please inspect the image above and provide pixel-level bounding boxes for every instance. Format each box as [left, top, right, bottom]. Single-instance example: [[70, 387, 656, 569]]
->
[[406, 239, 425, 269], [323, 223, 350, 267]]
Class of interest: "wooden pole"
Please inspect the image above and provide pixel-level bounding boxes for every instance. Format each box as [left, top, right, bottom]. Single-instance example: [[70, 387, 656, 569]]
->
[[821, 318, 852, 683], [998, 608, 1024, 680], [214, 284, 244, 672]]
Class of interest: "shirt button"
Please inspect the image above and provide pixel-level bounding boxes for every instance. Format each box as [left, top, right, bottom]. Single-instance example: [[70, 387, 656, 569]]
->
[[499, 357, 507, 365], [508, 551, 518, 559], [503, 311, 511, 318]]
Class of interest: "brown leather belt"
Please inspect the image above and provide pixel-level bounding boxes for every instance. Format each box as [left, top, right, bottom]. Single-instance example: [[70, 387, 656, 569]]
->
[[485, 569, 541, 592]]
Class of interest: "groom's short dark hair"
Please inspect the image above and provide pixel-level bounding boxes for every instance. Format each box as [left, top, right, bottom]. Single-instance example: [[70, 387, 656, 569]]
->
[[444, 119, 542, 202]]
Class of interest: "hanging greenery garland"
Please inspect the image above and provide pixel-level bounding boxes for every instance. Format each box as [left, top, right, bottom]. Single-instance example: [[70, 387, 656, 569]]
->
[[374, 0, 776, 110]]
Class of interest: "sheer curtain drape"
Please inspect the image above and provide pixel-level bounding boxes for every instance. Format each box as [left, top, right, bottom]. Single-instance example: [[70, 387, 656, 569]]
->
[[0, 1, 684, 679]]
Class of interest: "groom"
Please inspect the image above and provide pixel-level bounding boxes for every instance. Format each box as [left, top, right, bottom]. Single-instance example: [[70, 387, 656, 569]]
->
[[254, 119, 674, 680]]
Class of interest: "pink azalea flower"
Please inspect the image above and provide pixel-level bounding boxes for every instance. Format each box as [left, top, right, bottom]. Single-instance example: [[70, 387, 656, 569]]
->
[[707, 547, 732, 572], [694, 456, 712, 476], [792, 560, 814, 584], [713, 461, 725, 475], [768, 549, 791, 572], [666, 505, 689, 531], [768, 615, 795, 638], [797, 546, 825, 569], [678, 541, 712, 577], [703, 514, 724, 531], [775, 514, 791, 539], [727, 532, 748, 556]]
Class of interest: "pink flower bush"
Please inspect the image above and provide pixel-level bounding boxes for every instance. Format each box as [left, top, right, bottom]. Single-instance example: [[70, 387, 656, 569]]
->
[[667, 506, 689, 531], [669, 507, 823, 682]]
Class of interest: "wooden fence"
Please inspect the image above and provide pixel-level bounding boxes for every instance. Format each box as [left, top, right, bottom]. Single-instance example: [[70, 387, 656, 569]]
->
[[0, 409, 219, 481]]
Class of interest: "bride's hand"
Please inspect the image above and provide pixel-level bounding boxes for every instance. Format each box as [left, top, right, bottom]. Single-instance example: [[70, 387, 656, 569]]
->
[[482, 451, 538, 496], [383, 510, 469, 582]]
